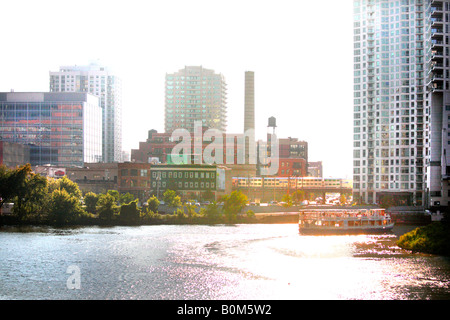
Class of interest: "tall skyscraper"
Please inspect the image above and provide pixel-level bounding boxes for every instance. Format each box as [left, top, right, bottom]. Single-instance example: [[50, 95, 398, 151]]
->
[[164, 66, 227, 134], [0, 92, 102, 167], [352, 0, 450, 209], [49, 62, 122, 163]]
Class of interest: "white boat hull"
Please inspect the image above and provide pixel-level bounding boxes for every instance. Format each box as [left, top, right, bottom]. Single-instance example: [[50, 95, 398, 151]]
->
[[299, 223, 395, 235]]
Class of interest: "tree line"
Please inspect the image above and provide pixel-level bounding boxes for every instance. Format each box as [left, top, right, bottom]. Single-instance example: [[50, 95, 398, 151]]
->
[[0, 164, 254, 226]]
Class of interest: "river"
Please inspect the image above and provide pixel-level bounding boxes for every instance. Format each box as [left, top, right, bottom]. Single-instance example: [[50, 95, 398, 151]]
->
[[0, 224, 449, 300]]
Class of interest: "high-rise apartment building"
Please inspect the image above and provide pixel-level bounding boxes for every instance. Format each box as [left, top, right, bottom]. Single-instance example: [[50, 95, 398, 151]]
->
[[353, 0, 450, 209], [49, 62, 122, 163], [0, 92, 102, 167], [164, 66, 227, 134]]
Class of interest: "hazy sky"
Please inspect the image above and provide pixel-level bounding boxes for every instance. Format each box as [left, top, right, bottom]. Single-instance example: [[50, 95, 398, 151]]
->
[[0, 0, 354, 179]]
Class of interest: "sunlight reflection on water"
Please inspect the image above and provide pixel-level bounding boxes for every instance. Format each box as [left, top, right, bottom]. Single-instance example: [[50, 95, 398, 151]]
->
[[1, 224, 449, 299]]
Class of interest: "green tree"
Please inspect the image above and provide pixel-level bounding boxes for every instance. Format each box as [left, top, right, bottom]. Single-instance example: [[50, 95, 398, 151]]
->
[[48, 189, 85, 225], [163, 189, 182, 207], [204, 201, 222, 222], [339, 194, 347, 205], [6, 164, 48, 221], [119, 192, 135, 205], [291, 190, 306, 204], [0, 164, 21, 209], [0, 164, 30, 211], [281, 194, 293, 207], [14, 172, 48, 221], [222, 190, 247, 222], [184, 203, 198, 219], [146, 195, 160, 213], [84, 192, 98, 214], [97, 193, 118, 220], [120, 199, 140, 222], [107, 190, 120, 203], [58, 176, 82, 199]]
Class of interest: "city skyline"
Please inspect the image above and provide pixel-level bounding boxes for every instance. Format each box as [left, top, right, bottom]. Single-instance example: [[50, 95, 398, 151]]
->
[[0, 0, 354, 179]]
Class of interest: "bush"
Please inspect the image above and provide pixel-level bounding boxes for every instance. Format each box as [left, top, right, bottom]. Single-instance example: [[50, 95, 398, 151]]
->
[[97, 193, 118, 220], [120, 199, 140, 222], [397, 222, 450, 256], [48, 189, 85, 225], [84, 192, 98, 214], [140, 210, 162, 222], [147, 195, 160, 213], [163, 189, 182, 207], [246, 210, 255, 218]]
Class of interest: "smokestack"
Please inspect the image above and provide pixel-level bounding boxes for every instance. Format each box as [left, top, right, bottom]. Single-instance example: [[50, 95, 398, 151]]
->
[[244, 71, 255, 164], [244, 71, 255, 133]]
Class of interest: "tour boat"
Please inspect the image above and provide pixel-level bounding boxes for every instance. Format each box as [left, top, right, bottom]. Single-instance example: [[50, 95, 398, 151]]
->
[[298, 208, 394, 235]]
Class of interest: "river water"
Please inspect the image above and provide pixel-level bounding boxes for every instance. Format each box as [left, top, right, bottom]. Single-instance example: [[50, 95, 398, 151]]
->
[[0, 224, 449, 300]]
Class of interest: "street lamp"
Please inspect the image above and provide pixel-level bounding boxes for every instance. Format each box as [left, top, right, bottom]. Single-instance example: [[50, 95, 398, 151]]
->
[[156, 171, 161, 199]]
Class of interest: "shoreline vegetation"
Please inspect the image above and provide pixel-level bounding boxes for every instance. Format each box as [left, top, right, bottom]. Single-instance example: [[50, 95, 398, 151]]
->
[[0, 164, 256, 228], [2, 164, 450, 256], [397, 220, 450, 256]]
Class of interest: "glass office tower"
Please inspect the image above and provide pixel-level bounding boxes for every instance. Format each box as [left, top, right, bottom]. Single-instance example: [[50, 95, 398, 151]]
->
[[0, 92, 102, 167], [49, 62, 122, 163], [352, 0, 450, 209]]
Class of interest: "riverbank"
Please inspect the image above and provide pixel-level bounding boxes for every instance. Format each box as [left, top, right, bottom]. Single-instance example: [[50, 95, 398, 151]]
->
[[397, 221, 450, 256], [0, 212, 266, 227]]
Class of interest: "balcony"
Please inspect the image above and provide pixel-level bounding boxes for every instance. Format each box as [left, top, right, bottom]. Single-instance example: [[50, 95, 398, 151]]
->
[[428, 61, 444, 75], [431, 50, 444, 60], [431, 17, 443, 26], [431, 27, 444, 36], [430, 6, 443, 16], [430, 84, 444, 92], [431, 40, 443, 48]]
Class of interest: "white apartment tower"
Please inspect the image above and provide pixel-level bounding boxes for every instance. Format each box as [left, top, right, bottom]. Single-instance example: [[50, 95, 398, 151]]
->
[[352, 0, 450, 209], [49, 62, 122, 163]]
